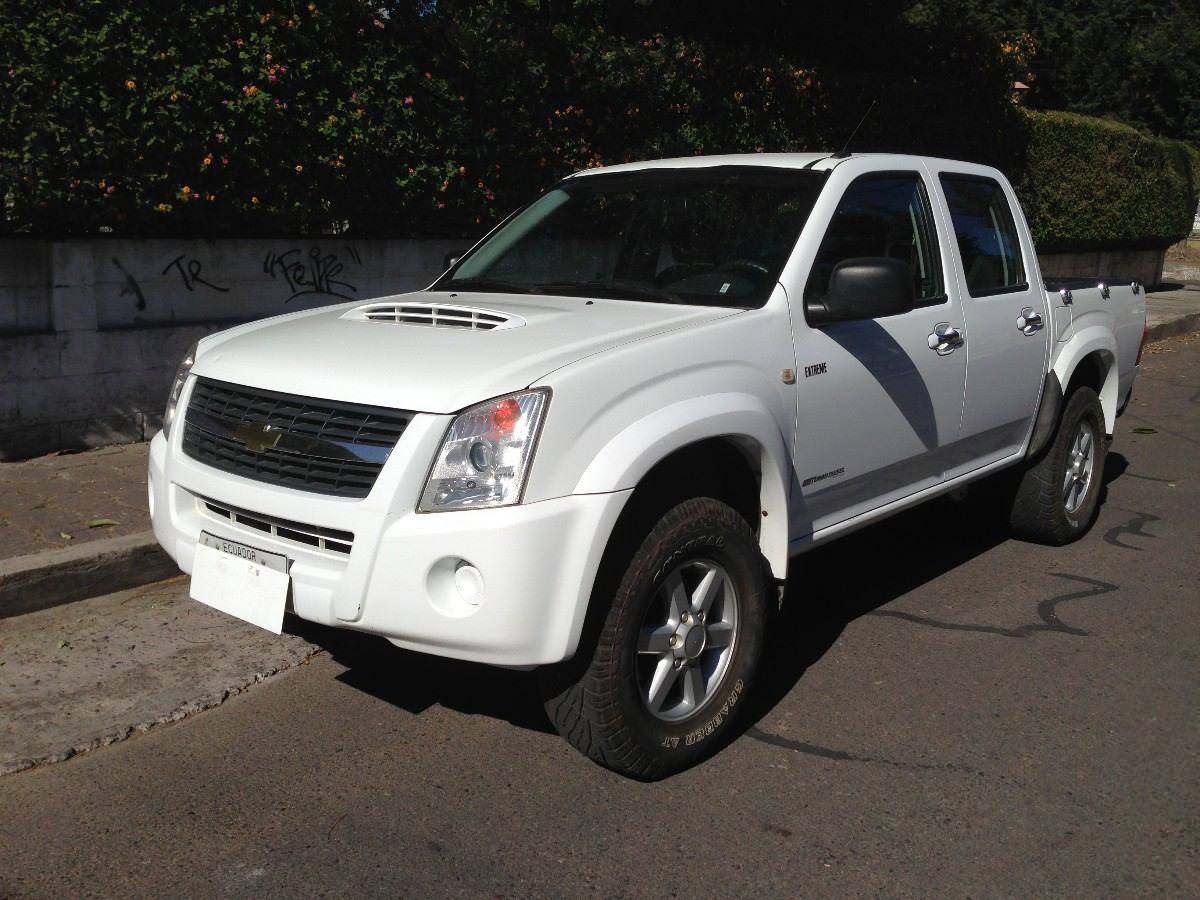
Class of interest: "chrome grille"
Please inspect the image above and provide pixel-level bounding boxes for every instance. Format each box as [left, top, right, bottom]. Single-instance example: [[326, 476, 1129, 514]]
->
[[182, 378, 410, 498]]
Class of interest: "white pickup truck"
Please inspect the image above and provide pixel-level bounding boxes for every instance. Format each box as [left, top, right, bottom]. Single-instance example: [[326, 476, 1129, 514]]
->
[[149, 153, 1146, 779]]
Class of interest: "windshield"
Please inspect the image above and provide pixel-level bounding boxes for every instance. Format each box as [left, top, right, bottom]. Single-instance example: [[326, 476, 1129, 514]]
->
[[434, 166, 826, 308]]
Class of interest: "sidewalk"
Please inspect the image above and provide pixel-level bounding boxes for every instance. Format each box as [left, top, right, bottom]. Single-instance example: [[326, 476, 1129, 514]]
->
[[1, 288, 1198, 617], [0, 442, 150, 559], [0, 442, 173, 617], [1146, 282, 1200, 341], [0, 576, 320, 775]]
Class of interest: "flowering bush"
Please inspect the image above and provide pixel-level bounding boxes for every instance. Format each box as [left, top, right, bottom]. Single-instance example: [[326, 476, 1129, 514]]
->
[[0, 1, 453, 235], [14, 0, 1192, 250]]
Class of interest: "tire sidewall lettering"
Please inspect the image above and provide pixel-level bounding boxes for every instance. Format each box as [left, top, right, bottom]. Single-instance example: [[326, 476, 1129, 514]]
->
[[683, 678, 743, 747], [652, 534, 727, 588]]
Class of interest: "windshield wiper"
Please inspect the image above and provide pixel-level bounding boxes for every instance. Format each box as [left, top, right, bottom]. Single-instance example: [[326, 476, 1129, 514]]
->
[[536, 280, 684, 304], [440, 278, 541, 295]]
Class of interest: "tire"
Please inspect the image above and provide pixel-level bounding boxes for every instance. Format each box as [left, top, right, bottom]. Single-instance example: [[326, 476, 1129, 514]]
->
[[539, 497, 769, 780], [1008, 386, 1107, 545]]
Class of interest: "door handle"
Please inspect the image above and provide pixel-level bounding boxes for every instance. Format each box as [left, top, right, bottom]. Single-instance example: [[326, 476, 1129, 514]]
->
[[1017, 308, 1043, 335], [927, 323, 964, 356]]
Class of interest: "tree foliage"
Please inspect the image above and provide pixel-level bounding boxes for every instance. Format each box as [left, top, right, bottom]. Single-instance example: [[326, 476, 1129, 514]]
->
[[0, 0, 1019, 236], [910, 0, 1200, 144], [0, 0, 1194, 250]]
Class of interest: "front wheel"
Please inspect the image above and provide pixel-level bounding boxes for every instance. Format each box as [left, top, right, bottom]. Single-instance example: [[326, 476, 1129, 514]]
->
[[540, 497, 769, 780]]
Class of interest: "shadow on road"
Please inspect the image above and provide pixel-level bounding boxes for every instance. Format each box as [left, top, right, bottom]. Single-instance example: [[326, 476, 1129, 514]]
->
[[288, 455, 1131, 746]]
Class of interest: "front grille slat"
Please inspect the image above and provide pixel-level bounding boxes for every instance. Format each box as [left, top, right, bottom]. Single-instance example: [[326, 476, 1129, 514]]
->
[[183, 378, 410, 498], [194, 493, 355, 556]]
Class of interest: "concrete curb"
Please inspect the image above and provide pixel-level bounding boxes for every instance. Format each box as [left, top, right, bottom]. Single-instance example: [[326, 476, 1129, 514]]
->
[[1147, 311, 1200, 343], [0, 531, 178, 619]]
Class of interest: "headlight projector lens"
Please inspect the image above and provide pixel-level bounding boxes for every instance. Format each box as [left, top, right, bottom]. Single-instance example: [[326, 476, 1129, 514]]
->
[[469, 440, 493, 472]]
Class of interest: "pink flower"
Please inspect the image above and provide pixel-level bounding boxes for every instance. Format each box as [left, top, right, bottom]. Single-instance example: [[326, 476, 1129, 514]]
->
[[372, 18, 384, 29], [267, 74, 278, 83], [106, 186, 116, 194], [403, 95, 414, 106]]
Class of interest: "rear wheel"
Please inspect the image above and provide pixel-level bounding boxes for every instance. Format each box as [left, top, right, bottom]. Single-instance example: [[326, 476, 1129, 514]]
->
[[1008, 386, 1107, 545], [540, 497, 769, 780]]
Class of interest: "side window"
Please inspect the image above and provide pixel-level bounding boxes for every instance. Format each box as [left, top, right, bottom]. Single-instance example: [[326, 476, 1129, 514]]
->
[[804, 172, 945, 307], [939, 174, 1026, 296]]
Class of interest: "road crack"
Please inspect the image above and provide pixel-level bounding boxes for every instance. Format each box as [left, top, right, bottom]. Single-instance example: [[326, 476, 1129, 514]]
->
[[866, 573, 1118, 639]]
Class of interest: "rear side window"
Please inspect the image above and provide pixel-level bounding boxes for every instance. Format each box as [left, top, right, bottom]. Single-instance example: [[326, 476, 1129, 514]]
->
[[804, 172, 945, 306], [939, 174, 1026, 297]]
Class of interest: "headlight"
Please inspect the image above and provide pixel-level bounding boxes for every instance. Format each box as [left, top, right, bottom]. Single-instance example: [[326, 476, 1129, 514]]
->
[[419, 389, 550, 512], [162, 340, 199, 439]]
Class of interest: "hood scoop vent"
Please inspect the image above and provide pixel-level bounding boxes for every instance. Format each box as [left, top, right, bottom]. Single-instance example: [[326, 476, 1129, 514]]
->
[[345, 301, 523, 331]]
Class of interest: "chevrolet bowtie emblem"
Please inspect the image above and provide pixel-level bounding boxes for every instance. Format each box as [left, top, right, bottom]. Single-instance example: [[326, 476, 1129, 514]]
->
[[232, 422, 282, 453]]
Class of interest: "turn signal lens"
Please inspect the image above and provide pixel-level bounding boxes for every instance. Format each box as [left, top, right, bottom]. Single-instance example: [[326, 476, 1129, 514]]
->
[[490, 397, 522, 436]]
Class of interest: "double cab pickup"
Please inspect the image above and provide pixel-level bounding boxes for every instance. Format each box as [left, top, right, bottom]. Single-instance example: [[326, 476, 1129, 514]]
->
[[150, 153, 1146, 778]]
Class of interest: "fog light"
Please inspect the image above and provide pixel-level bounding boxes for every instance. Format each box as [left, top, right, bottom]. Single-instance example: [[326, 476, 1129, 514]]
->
[[454, 562, 484, 605]]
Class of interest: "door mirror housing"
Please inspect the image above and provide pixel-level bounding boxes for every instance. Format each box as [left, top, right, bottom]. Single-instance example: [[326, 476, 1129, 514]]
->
[[806, 257, 915, 324]]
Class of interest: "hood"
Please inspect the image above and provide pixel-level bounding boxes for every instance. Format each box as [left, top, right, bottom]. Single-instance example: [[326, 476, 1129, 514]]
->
[[191, 290, 738, 413]]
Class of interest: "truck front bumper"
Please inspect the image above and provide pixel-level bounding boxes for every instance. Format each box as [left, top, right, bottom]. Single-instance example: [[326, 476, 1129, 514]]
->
[[149, 425, 629, 667]]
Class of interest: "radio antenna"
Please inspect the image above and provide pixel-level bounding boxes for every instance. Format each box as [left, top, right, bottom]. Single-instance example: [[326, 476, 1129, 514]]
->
[[832, 99, 877, 159]]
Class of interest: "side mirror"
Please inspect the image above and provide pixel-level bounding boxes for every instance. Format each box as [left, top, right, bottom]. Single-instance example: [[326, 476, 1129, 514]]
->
[[806, 257, 915, 324], [442, 253, 461, 272]]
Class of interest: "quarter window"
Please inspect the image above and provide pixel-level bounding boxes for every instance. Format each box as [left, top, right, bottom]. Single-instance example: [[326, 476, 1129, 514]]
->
[[804, 172, 945, 308], [939, 174, 1026, 296]]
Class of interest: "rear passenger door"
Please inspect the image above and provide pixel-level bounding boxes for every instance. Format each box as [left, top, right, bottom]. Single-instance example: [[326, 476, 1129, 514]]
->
[[931, 168, 1050, 476]]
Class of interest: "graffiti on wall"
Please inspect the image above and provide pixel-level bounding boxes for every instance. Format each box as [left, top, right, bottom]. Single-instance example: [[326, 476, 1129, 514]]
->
[[111, 257, 148, 311], [108, 243, 366, 317], [162, 253, 230, 293], [263, 245, 361, 303]]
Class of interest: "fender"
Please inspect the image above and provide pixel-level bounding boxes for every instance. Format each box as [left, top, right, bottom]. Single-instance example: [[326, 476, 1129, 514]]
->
[[574, 392, 792, 579], [1026, 371, 1063, 459], [1052, 325, 1119, 433]]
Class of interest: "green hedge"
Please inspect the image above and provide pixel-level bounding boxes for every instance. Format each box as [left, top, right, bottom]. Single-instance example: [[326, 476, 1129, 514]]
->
[[0, 3, 454, 237], [1012, 109, 1200, 253], [2, 2, 1194, 252], [0, 1, 1017, 238]]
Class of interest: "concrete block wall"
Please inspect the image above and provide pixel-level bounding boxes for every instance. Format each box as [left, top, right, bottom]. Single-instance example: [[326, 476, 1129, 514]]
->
[[0, 238, 463, 460], [1, 236, 1170, 461]]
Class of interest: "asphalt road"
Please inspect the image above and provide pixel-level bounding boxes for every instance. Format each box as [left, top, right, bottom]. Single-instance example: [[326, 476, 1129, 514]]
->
[[2, 336, 1197, 898]]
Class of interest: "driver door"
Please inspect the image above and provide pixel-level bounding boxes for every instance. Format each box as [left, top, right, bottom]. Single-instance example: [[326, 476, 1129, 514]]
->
[[789, 169, 968, 539]]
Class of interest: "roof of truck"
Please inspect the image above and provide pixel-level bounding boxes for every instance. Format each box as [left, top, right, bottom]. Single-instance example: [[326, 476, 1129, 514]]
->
[[571, 153, 835, 177], [570, 152, 996, 178]]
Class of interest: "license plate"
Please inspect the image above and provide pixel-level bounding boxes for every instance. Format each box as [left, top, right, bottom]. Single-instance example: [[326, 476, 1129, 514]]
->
[[189, 532, 291, 634]]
